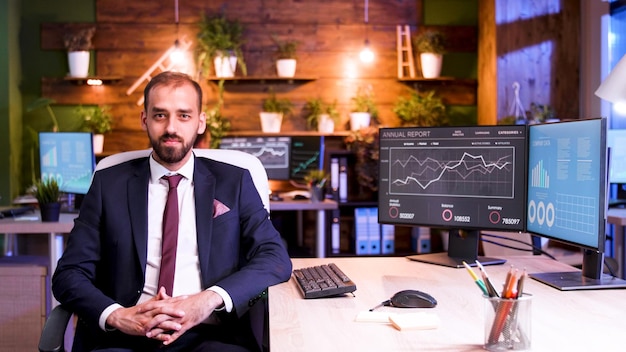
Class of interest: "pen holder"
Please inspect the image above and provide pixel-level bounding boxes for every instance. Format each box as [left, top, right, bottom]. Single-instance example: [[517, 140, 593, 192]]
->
[[484, 294, 532, 351]]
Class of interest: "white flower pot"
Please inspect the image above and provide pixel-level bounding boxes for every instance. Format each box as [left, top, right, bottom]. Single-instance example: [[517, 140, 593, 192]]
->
[[317, 114, 335, 133], [349, 112, 371, 131], [68, 51, 90, 78], [93, 134, 104, 154], [259, 112, 283, 133], [276, 59, 297, 77], [420, 53, 443, 79], [214, 55, 238, 77]]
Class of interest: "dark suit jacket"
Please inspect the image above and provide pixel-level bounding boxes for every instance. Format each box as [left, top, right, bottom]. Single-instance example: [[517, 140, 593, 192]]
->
[[52, 155, 292, 351]]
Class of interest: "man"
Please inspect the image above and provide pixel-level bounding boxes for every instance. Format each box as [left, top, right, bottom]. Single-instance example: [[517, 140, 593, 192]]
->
[[52, 71, 292, 351]]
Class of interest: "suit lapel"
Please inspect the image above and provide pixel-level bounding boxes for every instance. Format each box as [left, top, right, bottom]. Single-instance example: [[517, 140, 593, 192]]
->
[[194, 157, 216, 285], [128, 160, 150, 275]]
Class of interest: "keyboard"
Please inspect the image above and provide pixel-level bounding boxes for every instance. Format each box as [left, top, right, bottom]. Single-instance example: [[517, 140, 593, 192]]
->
[[0, 205, 35, 219], [292, 263, 357, 299]]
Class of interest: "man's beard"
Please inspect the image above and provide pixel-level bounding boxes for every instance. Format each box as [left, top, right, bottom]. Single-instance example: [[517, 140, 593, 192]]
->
[[149, 132, 192, 164]]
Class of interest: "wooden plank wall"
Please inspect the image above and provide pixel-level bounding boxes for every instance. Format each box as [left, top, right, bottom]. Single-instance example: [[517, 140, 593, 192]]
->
[[39, 0, 478, 154], [490, 0, 580, 122]]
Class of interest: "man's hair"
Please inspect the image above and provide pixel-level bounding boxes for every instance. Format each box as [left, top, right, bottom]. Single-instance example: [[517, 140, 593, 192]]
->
[[143, 71, 203, 112]]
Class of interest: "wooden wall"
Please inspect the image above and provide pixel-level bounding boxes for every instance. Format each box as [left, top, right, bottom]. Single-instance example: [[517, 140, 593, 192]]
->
[[478, 0, 581, 124], [39, 0, 478, 154]]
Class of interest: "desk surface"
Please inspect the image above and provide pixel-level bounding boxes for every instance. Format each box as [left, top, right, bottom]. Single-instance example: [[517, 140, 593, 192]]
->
[[269, 199, 338, 211], [269, 256, 626, 352], [0, 212, 76, 233], [607, 207, 626, 226]]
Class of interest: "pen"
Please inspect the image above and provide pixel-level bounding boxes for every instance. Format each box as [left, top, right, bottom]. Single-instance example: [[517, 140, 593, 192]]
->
[[462, 261, 488, 296], [475, 260, 499, 298], [515, 269, 527, 298]]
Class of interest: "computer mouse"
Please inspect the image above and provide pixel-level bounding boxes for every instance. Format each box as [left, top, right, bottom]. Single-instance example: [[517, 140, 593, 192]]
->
[[389, 289, 437, 308], [293, 194, 309, 200]]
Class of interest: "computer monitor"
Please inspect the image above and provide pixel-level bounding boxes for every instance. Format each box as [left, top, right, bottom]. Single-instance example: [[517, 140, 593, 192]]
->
[[607, 129, 626, 184], [606, 129, 626, 204], [378, 125, 528, 268], [39, 132, 96, 212], [526, 118, 626, 290], [219, 135, 324, 183], [219, 136, 291, 180]]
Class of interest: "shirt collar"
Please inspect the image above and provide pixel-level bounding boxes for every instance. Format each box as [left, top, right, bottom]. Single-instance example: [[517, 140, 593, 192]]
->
[[149, 152, 195, 184]]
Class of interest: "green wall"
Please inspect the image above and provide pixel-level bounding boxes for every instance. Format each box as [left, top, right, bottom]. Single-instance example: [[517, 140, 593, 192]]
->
[[424, 0, 478, 126], [0, 0, 22, 206], [17, 0, 95, 195]]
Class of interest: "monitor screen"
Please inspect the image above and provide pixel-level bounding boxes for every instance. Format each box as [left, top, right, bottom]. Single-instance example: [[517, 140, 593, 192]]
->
[[39, 132, 95, 195], [526, 119, 605, 251], [219, 135, 324, 183], [378, 125, 527, 267], [526, 118, 626, 290], [607, 128, 626, 184], [219, 136, 291, 180], [378, 125, 527, 231], [289, 136, 324, 182]]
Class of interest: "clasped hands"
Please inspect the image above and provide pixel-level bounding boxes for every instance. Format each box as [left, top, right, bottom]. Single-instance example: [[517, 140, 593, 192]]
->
[[106, 287, 224, 345]]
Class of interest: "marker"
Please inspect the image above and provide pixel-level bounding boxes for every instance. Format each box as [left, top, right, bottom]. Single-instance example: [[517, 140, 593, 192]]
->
[[462, 261, 488, 296]]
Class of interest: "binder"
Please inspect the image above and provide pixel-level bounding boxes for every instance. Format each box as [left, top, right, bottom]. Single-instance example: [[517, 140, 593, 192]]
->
[[330, 157, 339, 201], [354, 207, 369, 255], [331, 209, 341, 254], [368, 208, 381, 254], [381, 224, 395, 254], [338, 157, 348, 202]]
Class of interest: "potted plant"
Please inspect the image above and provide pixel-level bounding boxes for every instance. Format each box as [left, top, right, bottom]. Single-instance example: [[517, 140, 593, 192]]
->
[[413, 29, 446, 78], [303, 98, 340, 133], [393, 90, 448, 127], [204, 80, 231, 148], [63, 26, 95, 78], [196, 14, 247, 78], [304, 169, 328, 202], [76, 104, 113, 154], [344, 126, 379, 196], [350, 86, 378, 131], [272, 35, 298, 77], [33, 177, 61, 222], [260, 89, 293, 133]]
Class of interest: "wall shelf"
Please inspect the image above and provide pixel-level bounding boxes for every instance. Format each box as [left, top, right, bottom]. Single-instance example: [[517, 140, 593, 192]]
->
[[398, 77, 477, 86], [62, 76, 123, 85], [207, 76, 317, 85]]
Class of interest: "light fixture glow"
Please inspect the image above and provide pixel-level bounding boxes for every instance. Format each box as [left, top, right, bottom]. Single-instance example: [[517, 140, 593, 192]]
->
[[359, 40, 374, 63], [169, 40, 184, 64], [87, 79, 103, 86]]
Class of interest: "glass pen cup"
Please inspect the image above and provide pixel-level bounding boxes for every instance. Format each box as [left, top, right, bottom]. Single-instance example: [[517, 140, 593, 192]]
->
[[484, 294, 532, 351]]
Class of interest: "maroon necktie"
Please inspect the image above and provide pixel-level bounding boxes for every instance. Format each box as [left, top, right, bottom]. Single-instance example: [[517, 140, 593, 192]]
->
[[158, 174, 184, 296]]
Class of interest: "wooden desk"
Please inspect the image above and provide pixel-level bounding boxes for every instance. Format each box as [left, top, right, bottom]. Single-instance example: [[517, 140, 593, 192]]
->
[[269, 256, 626, 351], [0, 212, 77, 276], [270, 199, 338, 258], [607, 207, 626, 278]]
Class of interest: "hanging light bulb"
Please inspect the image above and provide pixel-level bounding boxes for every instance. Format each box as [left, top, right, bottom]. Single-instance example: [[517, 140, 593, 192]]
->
[[169, 0, 184, 66], [359, 0, 374, 63], [360, 39, 374, 63]]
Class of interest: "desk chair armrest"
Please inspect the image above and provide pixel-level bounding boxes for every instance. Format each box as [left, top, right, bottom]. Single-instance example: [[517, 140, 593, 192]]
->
[[38, 304, 72, 352]]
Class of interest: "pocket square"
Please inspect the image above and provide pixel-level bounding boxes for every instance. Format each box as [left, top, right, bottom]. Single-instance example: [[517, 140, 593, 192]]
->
[[213, 199, 230, 218]]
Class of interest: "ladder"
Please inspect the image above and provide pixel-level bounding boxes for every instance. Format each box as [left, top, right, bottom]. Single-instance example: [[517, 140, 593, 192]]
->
[[126, 35, 193, 106], [396, 25, 415, 79]]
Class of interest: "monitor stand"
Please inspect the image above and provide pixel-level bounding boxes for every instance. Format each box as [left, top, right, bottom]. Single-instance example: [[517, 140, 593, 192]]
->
[[406, 229, 506, 268], [530, 249, 626, 290], [61, 193, 83, 213]]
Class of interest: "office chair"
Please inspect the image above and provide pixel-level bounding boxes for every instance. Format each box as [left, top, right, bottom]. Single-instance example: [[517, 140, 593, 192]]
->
[[38, 148, 272, 352]]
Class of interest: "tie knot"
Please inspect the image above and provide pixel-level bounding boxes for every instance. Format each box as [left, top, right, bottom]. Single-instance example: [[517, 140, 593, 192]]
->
[[163, 174, 184, 189]]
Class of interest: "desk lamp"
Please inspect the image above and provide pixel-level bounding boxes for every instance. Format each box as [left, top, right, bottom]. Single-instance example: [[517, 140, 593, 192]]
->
[[595, 54, 626, 113]]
